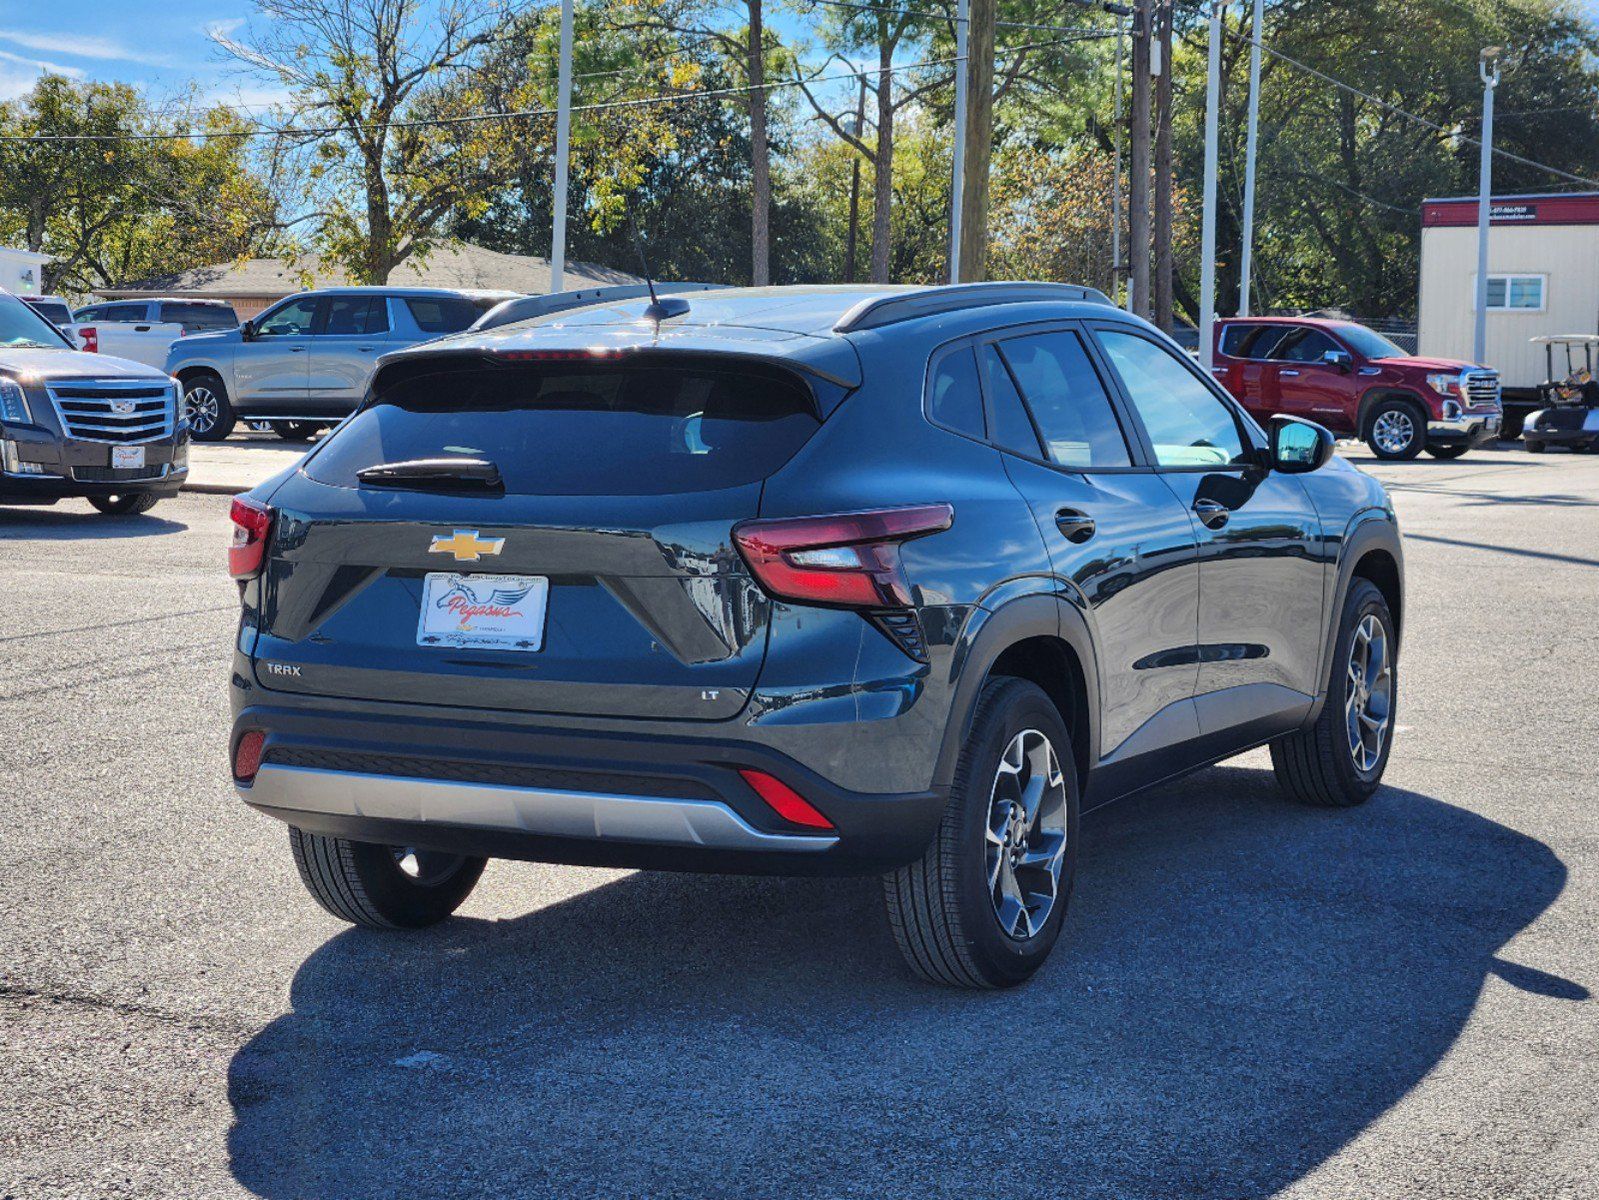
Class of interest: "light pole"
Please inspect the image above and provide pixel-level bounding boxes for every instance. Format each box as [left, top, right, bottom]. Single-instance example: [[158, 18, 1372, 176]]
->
[[1238, 0, 1264, 317], [1198, 0, 1223, 368], [1474, 46, 1501, 366], [550, 0, 575, 292], [949, 0, 970, 283]]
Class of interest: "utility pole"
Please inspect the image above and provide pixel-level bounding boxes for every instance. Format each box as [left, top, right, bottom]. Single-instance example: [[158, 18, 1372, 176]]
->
[[1153, 0, 1174, 332], [845, 74, 866, 284], [1198, 0, 1223, 369], [1129, 0, 1153, 318], [550, 0, 574, 291], [949, 0, 970, 284], [957, 0, 995, 283], [1475, 46, 1501, 365], [1111, 15, 1125, 306], [1238, 0, 1264, 317]]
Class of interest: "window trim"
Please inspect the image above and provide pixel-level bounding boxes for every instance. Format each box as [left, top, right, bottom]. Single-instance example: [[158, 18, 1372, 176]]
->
[[1087, 320, 1268, 474]]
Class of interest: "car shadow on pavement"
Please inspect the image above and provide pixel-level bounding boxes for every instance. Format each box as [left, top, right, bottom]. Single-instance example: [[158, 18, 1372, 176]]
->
[[226, 766, 1580, 1199], [0, 507, 187, 537]]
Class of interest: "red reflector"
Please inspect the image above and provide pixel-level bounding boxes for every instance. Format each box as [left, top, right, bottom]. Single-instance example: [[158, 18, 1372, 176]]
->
[[233, 730, 266, 783], [739, 769, 835, 831], [733, 504, 953, 611], [228, 495, 273, 579]]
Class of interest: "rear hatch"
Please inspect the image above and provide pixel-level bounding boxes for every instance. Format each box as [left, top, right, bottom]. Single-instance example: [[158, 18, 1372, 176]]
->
[[248, 352, 827, 720]]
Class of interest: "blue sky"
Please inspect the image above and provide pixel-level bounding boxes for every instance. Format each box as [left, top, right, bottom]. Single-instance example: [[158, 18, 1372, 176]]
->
[[6, 1, 1599, 106]]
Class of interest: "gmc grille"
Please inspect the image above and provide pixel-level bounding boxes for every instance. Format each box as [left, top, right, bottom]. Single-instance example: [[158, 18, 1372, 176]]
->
[[46, 381, 175, 444], [1462, 370, 1501, 410]]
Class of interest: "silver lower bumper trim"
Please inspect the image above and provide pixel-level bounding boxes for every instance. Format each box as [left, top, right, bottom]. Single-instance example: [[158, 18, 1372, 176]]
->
[[241, 763, 838, 853]]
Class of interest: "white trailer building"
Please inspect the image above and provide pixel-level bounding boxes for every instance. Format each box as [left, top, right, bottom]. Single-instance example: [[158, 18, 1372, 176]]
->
[[1419, 192, 1599, 435], [0, 245, 51, 298]]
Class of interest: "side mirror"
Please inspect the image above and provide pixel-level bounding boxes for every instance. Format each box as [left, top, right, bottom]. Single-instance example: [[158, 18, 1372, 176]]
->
[[240, 320, 257, 341], [1322, 348, 1353, 371], [1269, 414, 1335, 474]]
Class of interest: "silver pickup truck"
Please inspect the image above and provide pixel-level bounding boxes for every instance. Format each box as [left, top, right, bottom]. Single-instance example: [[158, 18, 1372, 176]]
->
[[165, 286, 517, 441], [0, 290, 187, 516]]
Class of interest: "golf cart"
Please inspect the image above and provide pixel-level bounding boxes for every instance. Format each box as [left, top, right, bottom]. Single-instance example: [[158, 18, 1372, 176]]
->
[[1524, 335, 1599, 453]]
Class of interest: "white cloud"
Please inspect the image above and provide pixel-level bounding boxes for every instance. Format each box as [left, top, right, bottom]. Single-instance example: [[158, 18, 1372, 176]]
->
[[205, 18, 248, 38], [0, 28, 172, 68], [0, 47, 85, 84]]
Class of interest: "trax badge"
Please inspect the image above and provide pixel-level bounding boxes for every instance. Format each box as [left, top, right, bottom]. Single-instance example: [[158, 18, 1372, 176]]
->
[[429, 529, 505, 562]]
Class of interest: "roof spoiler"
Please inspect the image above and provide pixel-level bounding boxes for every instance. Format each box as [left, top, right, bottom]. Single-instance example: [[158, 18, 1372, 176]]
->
[[471, 282, 730, 332], [833, 282, 1114, 334]]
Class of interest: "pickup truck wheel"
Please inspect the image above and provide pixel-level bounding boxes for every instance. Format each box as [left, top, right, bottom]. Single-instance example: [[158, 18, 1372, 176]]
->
[[288, 826, 486, 929], [87, 492, 160, 516], [1364, 399, 1426, 460], [274, 421, 319, 441], [1270, 578, 1396, 807], [884, 678, 1079, 988], [1425, 445, 1469, 460], [1526, 438, 1546, 454], [182, 374, 235, 442]]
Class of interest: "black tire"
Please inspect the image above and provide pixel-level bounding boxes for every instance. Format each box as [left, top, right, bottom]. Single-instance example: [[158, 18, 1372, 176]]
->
[[181, 372, 236, 442], [274, 421, 320, 442], [1499, 411, 1525, 441], [1525, 438, 1546, 454], [1425, 444, 1469, 460], [1364, 398, 1427, 460], [288, 827, 486, 929], [884, 678, 1080, 989], [1270, 578, 1397, 807], [87, 492, 160, 516]]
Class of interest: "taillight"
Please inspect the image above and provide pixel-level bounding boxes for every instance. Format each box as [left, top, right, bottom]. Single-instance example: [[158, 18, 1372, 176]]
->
[[80, 326, 98, 353], [229, 495, 273, 579], [233, 729, 266, 783], [739, 769, 834, 830], [733, 504, 953, 610]]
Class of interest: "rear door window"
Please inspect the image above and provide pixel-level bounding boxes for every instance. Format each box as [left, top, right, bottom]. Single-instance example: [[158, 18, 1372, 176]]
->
[[321, 296, 390, 335], [405, 296, 497, 334], [978, 344, 1043, 457], [305, 358, 821, 496], [995, 331, 1132, 469], [87, 303, 149, 323]]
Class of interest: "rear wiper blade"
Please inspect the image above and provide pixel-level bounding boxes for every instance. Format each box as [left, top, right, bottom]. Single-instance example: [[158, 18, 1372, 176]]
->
[[356, 457, 503, 490]]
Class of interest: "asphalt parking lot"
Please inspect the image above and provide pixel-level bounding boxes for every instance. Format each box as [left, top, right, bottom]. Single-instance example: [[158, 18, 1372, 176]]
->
[[1, 442, 1595, 1199]]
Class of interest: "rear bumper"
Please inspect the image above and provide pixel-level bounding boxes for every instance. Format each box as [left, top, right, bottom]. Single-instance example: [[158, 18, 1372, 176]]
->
[[231, 703, 946, 875], [1426, 412, 1500, 447]]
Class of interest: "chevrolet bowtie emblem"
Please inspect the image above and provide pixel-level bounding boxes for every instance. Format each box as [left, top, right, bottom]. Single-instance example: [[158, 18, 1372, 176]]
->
[[429, 529, 505, 562]]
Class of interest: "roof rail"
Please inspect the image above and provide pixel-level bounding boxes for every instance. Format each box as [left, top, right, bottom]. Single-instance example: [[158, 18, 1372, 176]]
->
[[472, 282, 728, 331], [833, 282, 1114, 334]]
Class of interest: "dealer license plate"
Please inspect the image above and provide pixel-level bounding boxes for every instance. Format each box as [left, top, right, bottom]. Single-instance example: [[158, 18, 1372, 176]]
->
[[417, 573, 549, 652], [111, 445, 146, 469]]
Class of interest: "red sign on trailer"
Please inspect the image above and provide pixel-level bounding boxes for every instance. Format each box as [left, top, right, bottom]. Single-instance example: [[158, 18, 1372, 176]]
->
[[1422, 193, 1599, 227]]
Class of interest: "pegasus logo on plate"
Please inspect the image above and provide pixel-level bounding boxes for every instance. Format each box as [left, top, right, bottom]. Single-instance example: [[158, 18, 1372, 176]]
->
[[429, 529, 505, 562]]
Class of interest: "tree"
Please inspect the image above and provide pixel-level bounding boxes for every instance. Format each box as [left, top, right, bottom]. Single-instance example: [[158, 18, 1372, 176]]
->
[[213, 0, 504, 283], [0, 76, 286, 295]]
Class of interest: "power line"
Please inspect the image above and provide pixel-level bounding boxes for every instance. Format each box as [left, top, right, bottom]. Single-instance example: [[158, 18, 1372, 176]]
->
[[1212, 24, 1599, 191], [802, 0, 1133, 30], [0, 35, 1109, 146]]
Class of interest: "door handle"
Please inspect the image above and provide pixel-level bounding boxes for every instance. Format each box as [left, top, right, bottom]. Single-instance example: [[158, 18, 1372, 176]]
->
[[289, 346, 307, 353], [1055, 509, 1096, 543], [1279, 369, 1301, 376], [1193, 499, 1231, 529]]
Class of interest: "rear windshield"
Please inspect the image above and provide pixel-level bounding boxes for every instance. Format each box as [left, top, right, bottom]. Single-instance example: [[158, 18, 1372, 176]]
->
[[160, 302, 238, 330], [304, 358, 821, 496], [25, 300, 73, 327], [405, 297, 499, 334]]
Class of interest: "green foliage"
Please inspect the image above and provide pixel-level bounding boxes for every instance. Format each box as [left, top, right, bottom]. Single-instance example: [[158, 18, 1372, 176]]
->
[[0, 76, 285, 298]]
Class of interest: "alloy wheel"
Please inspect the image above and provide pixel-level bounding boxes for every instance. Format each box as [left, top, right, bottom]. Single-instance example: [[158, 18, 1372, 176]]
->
[[1345, 614, 1392, 772], [985, 729, 1068, 940], [184, 386, 219, 435], [1372, 410, 1415, 455]]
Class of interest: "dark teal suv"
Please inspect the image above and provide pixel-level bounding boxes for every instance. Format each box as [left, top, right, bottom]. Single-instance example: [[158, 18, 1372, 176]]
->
[[226, 283, 1404, 988]]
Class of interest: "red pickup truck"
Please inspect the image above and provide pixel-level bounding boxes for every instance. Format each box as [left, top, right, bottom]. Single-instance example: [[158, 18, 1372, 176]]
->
[[1211, 317, 1502, 460]]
